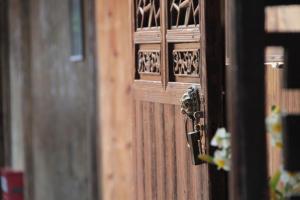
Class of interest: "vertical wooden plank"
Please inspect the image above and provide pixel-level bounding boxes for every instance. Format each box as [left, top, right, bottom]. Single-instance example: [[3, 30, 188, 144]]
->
[[174, 106, 189, 200], [187, 119, 197, 200], [154, 103, 165, 200], [97, 0, 134, 199], [193, 162, 209, 200], [150, 103, 157, 200], [164, 104, 176, 200], [143, 102, 156, 200], [187, 118, 209, 200], [227, 0, 268, 200], [135, 101, 145, 200]]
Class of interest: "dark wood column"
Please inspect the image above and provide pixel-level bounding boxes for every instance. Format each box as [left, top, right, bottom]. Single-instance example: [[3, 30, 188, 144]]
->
[[227, 0, 268, 199], [0, 0, 11, 167]]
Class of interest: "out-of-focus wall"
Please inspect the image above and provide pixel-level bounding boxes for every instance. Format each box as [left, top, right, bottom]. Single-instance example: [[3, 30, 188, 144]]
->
[[8, 0, 26, 171], [8, 0, 98, 200]]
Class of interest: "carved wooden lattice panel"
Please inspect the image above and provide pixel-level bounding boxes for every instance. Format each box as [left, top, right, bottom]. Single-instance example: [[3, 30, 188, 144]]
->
[[133, 0, 201, 83], [136, 0, 161, 29], [170, 0, 200, 28], [173, 49, 200, 77], [138, 50, 161, 74]]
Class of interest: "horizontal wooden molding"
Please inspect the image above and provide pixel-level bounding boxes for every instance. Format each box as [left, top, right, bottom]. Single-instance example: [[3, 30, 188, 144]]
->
[[134, 30, 161, 44], [166, 28, 200, 43]]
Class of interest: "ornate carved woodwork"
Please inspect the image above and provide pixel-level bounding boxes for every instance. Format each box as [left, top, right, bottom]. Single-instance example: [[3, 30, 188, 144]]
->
[[173, 49, 200, 77], [138, 50, 161, 74], [136, 0, 160, 29], [170, 0, 200, 28], [134, 0, 201, 82]]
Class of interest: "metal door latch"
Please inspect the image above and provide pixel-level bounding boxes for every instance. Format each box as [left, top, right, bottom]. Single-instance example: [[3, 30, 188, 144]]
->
[[180, 85, 206, 165]]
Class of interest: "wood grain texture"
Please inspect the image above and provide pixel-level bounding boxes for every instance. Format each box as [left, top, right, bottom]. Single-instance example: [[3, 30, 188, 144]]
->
[[133, 102, 210, 200], [164, 104, 177, 200], [154, 103, 165, 200], [166, 28, 200, 43], [143, 102, 156, 200], [96, 0, 135, 199], [174, 106, 189, 200]]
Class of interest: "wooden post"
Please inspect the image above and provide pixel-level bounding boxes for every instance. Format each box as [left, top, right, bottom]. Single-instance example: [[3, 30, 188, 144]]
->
[[0, 0, 11, 167], [227, 0, 268, 199]]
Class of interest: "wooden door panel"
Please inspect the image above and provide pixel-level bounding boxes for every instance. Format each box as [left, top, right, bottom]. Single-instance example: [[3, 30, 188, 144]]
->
[[134, 99, 209, 200], [132, 0, 225, 199]]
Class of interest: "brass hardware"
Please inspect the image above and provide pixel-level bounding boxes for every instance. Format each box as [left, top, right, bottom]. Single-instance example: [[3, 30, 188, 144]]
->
[[180, 85, 206, 165]]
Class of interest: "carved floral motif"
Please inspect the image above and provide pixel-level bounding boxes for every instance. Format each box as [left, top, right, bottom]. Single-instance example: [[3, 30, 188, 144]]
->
[[173, 49, 200, 76], [138, 50, 161, 74]]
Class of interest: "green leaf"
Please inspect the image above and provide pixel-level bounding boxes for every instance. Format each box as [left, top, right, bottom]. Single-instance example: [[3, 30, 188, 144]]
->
[[199, 154, 214, 164], [270, 170, 281, 192]]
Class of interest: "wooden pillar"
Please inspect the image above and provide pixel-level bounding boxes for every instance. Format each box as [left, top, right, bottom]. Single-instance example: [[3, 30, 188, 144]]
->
[[0, 0, 11, 167], [227, 0, 268, 199]]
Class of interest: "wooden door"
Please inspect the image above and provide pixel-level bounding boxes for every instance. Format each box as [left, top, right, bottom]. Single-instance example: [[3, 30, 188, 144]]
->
[[131, 0, 226, 199]]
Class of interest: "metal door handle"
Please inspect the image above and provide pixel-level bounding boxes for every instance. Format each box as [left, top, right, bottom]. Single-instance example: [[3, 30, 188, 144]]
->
[[180, 85, 206, 165]]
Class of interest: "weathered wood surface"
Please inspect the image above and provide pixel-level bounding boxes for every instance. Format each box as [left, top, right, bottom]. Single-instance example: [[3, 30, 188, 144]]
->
[[8, 0, 98, 199], [133, 101, 208, 200], [96, 0, 135, 199]]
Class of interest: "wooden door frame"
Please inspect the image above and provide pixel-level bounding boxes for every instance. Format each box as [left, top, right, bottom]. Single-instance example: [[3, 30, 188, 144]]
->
[[0, 0, 11, 167], [227, 0, 268, 199], [202, 0, 228, 199]]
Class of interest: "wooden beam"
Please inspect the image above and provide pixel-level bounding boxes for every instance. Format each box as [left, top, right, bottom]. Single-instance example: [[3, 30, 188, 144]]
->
[[227, 0, 268, 199], [265, 0, 300, 6], [265, 33, 300, 46]]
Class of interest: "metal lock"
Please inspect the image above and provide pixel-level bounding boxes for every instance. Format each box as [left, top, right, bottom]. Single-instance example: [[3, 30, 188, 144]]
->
[[180, 85, 206, 165], [187, 131, 202, 165]]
